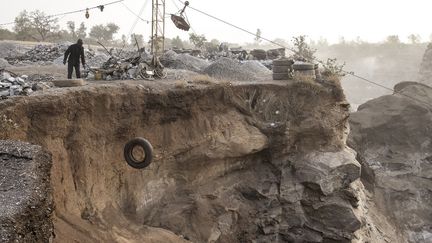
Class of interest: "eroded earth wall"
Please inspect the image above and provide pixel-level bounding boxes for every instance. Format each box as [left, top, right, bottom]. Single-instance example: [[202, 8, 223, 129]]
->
[[0, 80, 403, 242]]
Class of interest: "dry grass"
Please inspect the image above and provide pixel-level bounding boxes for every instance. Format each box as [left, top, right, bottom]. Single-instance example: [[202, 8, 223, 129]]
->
[[0, 114, 18, 139], [189, 74, 216, 85], [174, 80, 187, 88]]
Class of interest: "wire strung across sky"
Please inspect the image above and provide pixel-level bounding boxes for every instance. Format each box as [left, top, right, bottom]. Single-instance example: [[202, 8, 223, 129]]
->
[[0, 0, 125, 26], [176, 0, 432, 108], [0, 0, 430, 107]]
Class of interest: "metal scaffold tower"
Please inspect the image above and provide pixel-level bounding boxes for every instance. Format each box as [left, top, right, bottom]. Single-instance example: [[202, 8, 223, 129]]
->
[[151, 0, 166, 56]]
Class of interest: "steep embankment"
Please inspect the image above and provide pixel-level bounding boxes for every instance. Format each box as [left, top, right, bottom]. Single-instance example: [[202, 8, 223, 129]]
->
[[349, 82, 432, 242], [0, 79, 398, 242]]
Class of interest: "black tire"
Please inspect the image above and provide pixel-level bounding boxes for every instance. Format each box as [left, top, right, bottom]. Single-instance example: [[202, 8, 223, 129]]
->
[[273, 73, 290, 80], [124, 138, 153, 169], [273, 59, 294, 66], [272, 65, 290, 73], [292, 63, 315, 71]]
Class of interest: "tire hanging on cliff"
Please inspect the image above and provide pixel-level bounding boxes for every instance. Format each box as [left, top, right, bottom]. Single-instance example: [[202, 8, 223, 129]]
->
[[124, 138, 153, 169]]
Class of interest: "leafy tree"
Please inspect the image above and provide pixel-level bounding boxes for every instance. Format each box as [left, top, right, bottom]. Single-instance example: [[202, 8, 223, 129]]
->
[[76, 22, 87, 39], [0, 28, 16, 40], [67, 21, 76, 38], [408, 34, 421, 44], [171, 35, 184, 48], [385, 35, 401, 44], [14, 10, 34, 40], [210, 38, 220, 46], [131, 34, 144, 48], [189, 33, 207, 49], [89, 23, 119, 42], [292, 35, 316, 62]]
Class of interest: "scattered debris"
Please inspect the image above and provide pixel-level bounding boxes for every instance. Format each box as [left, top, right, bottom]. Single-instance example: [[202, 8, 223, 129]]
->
[[0, 69, 33, 97]]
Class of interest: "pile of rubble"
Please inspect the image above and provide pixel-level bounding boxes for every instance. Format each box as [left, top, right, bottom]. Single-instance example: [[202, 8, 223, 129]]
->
[[0, 42, 29, 59], [0, 69, 33, 97], [5, 44, 68, 65], [161, 50, 209, 73]]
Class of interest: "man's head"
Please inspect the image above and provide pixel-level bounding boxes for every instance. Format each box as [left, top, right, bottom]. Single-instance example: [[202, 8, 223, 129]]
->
[[77, 39, 83, 46]]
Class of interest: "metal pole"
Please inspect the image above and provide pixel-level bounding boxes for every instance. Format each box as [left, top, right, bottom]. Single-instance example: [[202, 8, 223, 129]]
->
[[151, 0, 165, 56]]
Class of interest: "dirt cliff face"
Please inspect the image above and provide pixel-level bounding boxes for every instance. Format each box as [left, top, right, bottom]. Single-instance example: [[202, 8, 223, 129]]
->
[[0, 79, 391, 242], [349, 82, 432, 242]]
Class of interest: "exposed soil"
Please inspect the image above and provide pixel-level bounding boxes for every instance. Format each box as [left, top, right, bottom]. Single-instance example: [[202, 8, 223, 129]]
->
[[0, 77, 374, 242]]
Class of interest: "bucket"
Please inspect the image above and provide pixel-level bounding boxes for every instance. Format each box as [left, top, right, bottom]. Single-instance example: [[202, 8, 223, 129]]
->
[[94, 71, 102, 80]]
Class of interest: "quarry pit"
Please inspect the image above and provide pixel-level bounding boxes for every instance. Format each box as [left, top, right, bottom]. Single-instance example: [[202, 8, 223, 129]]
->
[[0, 78, 368, 242], [1, 77, 431, 243]]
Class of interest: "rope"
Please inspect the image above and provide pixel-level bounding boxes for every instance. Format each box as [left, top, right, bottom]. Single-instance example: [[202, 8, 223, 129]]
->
[[176, 0, 432, 108]]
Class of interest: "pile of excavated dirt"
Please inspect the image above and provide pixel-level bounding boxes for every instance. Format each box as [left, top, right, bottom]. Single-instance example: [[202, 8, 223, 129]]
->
[[0, 78, 404, 243], [161, 50, 210, 73], [349, 81, 432, 242], [204, 58, 272, 81], [0, 140, 53, 242]]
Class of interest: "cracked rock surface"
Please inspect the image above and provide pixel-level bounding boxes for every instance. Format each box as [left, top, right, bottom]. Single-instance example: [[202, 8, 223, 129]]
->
[[0, 140, 53, 242]]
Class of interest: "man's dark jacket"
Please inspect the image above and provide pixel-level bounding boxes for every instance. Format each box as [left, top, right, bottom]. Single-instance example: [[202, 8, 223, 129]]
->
[[64, 44, 85, 65]]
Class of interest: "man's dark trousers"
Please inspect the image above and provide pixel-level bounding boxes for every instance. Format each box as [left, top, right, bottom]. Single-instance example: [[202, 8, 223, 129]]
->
[[68, 62, 81, 79]]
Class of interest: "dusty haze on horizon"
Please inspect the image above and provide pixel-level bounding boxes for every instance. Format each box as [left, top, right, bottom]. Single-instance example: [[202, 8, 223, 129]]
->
[[1, 0, 431, 44]]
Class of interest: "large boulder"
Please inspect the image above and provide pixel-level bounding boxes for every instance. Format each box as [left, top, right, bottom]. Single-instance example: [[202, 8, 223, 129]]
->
[[349, 81, 432, 242]]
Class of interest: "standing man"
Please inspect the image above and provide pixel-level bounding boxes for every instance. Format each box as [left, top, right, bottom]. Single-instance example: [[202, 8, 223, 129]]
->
[[63, 39, 86, 79]]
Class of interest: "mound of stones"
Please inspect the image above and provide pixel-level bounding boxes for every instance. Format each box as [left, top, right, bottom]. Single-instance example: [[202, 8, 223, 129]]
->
[[203, 58, 271, 81], [161, 50, 210, 73], [5, 44, 68, 65], [0, 70, 32, 97], [0, 69, 53, 98]]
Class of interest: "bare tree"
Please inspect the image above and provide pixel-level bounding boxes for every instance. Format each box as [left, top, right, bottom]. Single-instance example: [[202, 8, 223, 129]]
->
[[30, 10, 59, 41], [14, 10, 58, 41]]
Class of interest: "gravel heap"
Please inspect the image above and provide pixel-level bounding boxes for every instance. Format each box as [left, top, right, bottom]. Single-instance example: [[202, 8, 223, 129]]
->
[[242, 60, 272, 74], [5, 44, 68, 65], [203, 58, 271, 81], [0, 58, 11, 68], [0, 42, 29, 59], [161, 50, 209, 73]]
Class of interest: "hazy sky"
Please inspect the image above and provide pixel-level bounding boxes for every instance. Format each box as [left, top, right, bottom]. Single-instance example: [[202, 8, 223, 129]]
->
[[1, 0, 431, 44]]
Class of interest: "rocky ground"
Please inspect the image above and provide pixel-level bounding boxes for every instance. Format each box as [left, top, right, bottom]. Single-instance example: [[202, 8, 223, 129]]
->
[[0, 77, 392, 243], [349, 81, 432, 242], [0, 39, 431, 243], [0, 140, 53, 242]]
